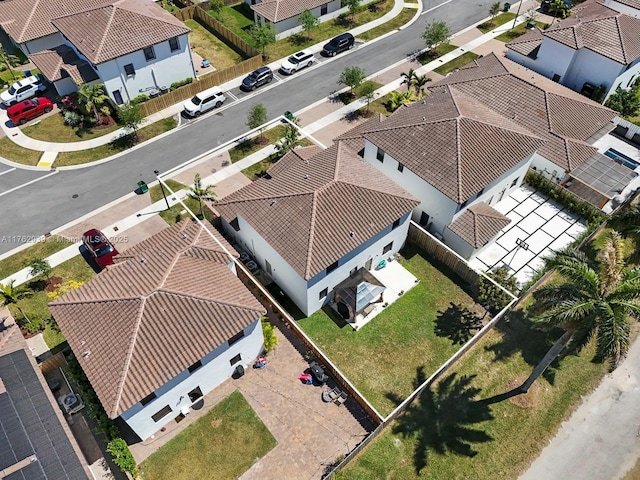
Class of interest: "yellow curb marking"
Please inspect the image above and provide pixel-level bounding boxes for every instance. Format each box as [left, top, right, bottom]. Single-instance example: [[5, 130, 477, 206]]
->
[[404, 2, 419, 7]]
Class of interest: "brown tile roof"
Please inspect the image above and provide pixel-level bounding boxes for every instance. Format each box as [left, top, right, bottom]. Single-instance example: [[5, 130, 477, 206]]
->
[[342, 85, 544, 203], [505, 28, 543, 57], [432, 53, 616, 171], [216, 142, 419, 280], [29, 45, 99, 83], [48, 220, 264, 418], [52, 0, 190, 64], [251, 0, 328, 22], [446, 202, 511, 248]]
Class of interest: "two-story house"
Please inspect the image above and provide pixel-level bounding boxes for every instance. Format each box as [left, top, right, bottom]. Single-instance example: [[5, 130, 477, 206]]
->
[[49, 220, 266, 441], [216, 143, 419, 316]]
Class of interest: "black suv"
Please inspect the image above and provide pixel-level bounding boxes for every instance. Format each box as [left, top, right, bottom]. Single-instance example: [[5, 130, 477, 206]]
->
[[322, 33, 355, 57], [241, 67, 274, 91]]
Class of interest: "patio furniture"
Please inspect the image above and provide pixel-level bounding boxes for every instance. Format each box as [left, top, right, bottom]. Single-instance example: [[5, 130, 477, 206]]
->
[[322, 387, 340, 402], [309, 361, 329, 384], [201, 59, 211, 68], [334, 391, 348, 406], [298, 373, 313, 385]]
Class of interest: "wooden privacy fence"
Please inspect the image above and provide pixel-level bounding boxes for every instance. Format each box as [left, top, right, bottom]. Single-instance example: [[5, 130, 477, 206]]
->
[[137, 54, 262, 116]]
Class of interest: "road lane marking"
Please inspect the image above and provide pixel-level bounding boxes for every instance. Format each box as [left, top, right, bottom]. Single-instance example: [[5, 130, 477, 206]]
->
[[0, 168, 16, 177], [0, 170, 58, 198], [422, 0, 453, 14]]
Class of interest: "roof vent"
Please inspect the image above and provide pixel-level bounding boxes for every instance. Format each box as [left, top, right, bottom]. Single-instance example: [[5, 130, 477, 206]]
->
[[140, 256, 146, 264], [270, 199, 277, 206], [422, 100, 426, 105], [82, 351, 90, 358], [181, 233, 188, 240], [422, 116, 426, 121], [349, 231, 355, 237], [304, 175, 309, 179]]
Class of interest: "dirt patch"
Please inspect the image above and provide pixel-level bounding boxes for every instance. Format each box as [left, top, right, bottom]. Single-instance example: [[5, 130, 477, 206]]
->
[[45, 276, 63, 292], [210, 418, 222, 429], [506, 375, 539, 408]]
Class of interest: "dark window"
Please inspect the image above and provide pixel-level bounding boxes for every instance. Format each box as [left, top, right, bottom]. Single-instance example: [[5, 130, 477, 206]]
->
[[124, 63, 135, 76], [397, 162, 404, 172], [188, 386, 203, 402], [478, 187, 484, 196], [350, 267, 357, 277], [228, 330, 245, 346], [392, 218, 400, 230], [488, 195, 494, 205], [628, 76, 636, 88], [152, 405, 172, 422], [552, 73, 561, 82], [383, 242, 393, 255], [229, 353, 241, 365], [144, 46, 156, 61], [319, 287, 328, 300], [140, 392, 156, 406], [419, 212, 430, 226], [321, 3, 328, 14], [510, 177, 518, 188], [460, 199, 468, 208], [188, 360, 202, 373], [376, 147, 384, 162], [326, 260, 339, 274], [169, 37, 180, 51], [112, 90, 123, 105]]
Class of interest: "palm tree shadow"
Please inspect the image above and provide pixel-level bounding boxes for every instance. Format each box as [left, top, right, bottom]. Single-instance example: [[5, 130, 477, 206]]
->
[[434, 302, 484, 345], [386, 369, 493, 475]]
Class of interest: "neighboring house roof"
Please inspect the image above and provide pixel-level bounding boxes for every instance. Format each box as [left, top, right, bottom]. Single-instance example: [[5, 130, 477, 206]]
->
[[339, 84, 545, 204], [446, 202, 511, 248], [431, 53, 616, 172], [611, 0, 640, 10], [29, 45, 99, 83], [251, 0, 328, 23], [216, 143, 420, 280], [52, 0, 190, 64], [505, 28, 543, 57], [49, 220, 265, 419]]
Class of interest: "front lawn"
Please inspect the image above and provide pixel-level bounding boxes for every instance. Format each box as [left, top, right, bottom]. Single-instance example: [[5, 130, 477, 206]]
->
[[339, 310, 609, 480], [434, 51, 480, 76], [297, 242, 480, 416], [148, 179, 211, 225], [0, 235, 71, 280], [416, 43, 458, 65], [0, 137, 42, 165], [22, 112, 121, 143], [495, 21, 545, 42], [185, 19, 244, 71], [139, 390, 276, 480], [477, 12, 517, 33], [358, 8, 417, 42]]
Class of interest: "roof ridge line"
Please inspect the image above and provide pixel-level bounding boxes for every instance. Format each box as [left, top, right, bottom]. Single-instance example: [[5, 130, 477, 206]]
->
[[155, 288, 265, 314], [304, 190, 320, 280], [470, 207, 479, 247], [220, 191, 314, 205], [447, 84, 463, 117], [50, 295, 144, 305], [614, 16, 628, 64], [336, 177, 416, 201], [455, 118, 464, 204], [94, 4, 117, 65], [19, 0, 42, 42]]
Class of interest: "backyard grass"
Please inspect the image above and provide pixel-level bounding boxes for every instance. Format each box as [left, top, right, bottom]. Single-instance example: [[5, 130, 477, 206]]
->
[[495, 21, 545, 42], [0, 236, 71, 280], [434, 51, 480, 76], [416, 43, 458, 65], [185, 19, 244, 71], [0, 137, 42, 165], [477, 12, 517, 33], [216, 4, 255, 47], [54, 118, 177, 166], [139, 390, 276, 480], [339, 309, 609, 480], [358, 8, 417, 42], [22, 113, 121, 143], [297, 242, 479, 416]]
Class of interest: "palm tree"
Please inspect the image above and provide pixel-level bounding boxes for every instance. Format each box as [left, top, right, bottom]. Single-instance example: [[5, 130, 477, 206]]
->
[[187, 173, 217, 218], [400, 68, 418, 92], [0, 280, 33, 322], [519, 232, 640, 393], [275, 124, 302, 157], [78, 83, 109, 122], [412, 74, 431, 98], [610, 205, 640, 241]]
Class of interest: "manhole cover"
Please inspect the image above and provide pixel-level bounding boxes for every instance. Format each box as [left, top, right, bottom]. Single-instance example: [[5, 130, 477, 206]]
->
[[72, 194, 79, 199]]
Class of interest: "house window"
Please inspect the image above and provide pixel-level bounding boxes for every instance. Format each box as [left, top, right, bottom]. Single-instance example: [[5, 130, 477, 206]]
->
[[188, 360, 202, 373], [383, 242, 393, 255], [552, 73, 561, 82], [321, 3, 328, 14], [229, 353, 241, 365], [319, 287, 328, 300], [628, 76, 636, 88], [510, 177, 519, 188], [140, 392, 156, 406], [112, 90, 124, 105], [488, 195, 494, 205], [124, 63, 135, 76], [228, 330, 245, 346], [188, 386, 203, 402], [265, 259, 272, 275], [144, 46, 156, 61], [397, 162, 404, 172], [169, 37, 180, 51], [376, 147, 384, 162], [151, 405, 172, 422], [392, 218, 400, 230], [326, 260, 339, 274]]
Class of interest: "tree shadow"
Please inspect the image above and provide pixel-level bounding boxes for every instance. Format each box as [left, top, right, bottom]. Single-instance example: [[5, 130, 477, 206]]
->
[[386, 369, 493, 474], [434, 302, 485, 345]]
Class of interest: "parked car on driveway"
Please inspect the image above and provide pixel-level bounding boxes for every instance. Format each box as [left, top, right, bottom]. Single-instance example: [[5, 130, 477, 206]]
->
[[322, 33, 355, 57], [82, 229, 119, 268], [280, 50, 315, 75], [7, 97, 53, 125], [0, 75, 46, 107], [241, 67, 273, 91], [183, 86, 226, 117]]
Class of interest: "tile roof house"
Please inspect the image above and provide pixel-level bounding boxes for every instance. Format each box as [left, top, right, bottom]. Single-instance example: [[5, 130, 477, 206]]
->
[[506, 0, 640, 101], [0, 0, 196, 105], [48, 220, 266, 441], [0, 313, 91, 479], [216, 143, 419, 316], [336, 53, 617, 259]]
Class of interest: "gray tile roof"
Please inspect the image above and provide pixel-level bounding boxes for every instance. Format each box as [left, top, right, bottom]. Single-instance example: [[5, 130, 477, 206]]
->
[[216, 142, 420, 280], [251, 0, 329, 23], [613, 0, 640, 9], [446, 202, 511, 248], [29, 45, 99, 83], [505, 28, 543, 57], [49, 220, 265, 418]]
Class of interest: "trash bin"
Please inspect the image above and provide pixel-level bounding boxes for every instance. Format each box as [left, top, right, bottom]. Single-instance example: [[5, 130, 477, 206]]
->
[[137, 181, 148, 193], [159, 85, 169, 95], [526, 20, 536, 28], [233, 365, 245, 379], [503, 2, 511, 11]]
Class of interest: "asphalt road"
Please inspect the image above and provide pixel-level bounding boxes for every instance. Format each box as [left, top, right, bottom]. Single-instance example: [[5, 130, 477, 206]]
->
[[0, 0, 492, 255]]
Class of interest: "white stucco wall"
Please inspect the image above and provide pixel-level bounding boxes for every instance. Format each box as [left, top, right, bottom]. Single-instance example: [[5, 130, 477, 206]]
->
[[530, 152, 566, 181], [528, 39, 576, 82], [120, 318, 263, 440], [20, 33, 65, 55], [562, 47, 623, 97], [605, 57, 640, 99], [53, 77, 79, 96], [505, 48, 540, 71]]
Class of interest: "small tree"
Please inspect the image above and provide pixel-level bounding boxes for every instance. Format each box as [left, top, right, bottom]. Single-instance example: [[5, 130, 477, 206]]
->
[[29, 258, 52, 282], [387, 90, 415, 111], [359, 80, 377, 114], [0, 45, 18, 81], [106, 438, 139, 479], [186, 173, 217, 218], [118, 102, 144, 141], [412, 74, 431, 98], [422, 21, 451, 55], [344, 0, 361, 22], [488, 1, 501, 26], [78, 83, 109, 122], [400, 68, 417, 91], [338, 66, 366, 96], [246, 103, 268, 141], [275, 123, 302, 156], [249, 23, 276, 58], [0, 280, 33, 322], [476, 266, 518, 313], [549, 0, 571, 19], [605, 86, 640, 117], [209, 0, 225, 20], [298, 9, 319, 40], [262, 318, 278, 353]]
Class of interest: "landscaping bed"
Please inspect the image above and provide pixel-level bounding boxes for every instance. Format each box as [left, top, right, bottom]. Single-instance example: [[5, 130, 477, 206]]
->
[[495, 20, 546, 42], [416, 43, 458, 65], [22, 111, 120, 143], [434, 51, 479, 76]]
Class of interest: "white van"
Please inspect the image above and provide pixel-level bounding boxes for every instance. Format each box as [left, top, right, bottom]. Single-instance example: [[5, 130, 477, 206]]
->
[[183, 86, 226, 117]]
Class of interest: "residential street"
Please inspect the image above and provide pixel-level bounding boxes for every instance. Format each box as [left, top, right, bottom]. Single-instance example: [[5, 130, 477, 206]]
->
[[0, 0, 493, 255], [519, 334, 640, 480]]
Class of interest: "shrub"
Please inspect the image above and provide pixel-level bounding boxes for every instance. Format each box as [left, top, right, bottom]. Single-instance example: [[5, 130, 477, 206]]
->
[[23, 318, 45, 334], [476, 266, 518, 312], [106, 438, 139, 479], [63, 110, 83, 127], [131, 94, 150, 104], [169, 77, 193, 91], [262, 318, 278, 353]]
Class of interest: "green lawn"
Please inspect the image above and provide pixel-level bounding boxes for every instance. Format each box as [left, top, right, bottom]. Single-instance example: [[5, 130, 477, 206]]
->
[[298, 242, 480, 416], [358, 8, 417, 42], [185, 19, 244, 70], [339, 310, 608, 480], [434, 51, 480, 76], [495, 21, 545, 42], [216, 4, 255, 47], [477, 12, 517, 33], [0, 236, 71, 280], [54, 118, 177, 166], [22, 112, 120, 143], [140, 390, 276, 480], [0, 137, 42, 165]]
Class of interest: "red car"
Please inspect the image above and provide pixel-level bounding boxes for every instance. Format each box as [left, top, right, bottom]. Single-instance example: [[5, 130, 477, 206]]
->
[[7, 97, 53, 125], [82, 229, 119, 268]]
